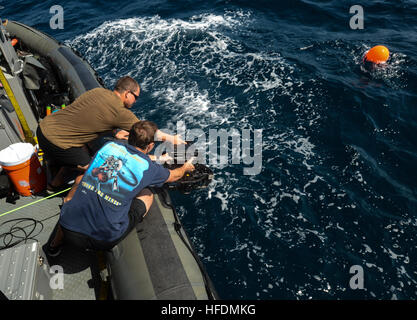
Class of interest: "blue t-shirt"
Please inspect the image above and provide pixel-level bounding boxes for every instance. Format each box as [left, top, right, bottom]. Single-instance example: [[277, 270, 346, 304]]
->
[[60, 141, 170, 242]]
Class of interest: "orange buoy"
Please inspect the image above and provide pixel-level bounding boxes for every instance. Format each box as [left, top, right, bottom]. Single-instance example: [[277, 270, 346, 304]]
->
[[11, 38, 18, 46], [364, 45, 390, 64]]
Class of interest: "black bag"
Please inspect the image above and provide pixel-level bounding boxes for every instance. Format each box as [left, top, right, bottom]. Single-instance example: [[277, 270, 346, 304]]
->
[[0, 174, 10, 198]]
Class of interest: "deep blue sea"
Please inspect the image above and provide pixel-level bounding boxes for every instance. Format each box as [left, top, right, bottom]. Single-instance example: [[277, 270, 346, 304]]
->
[[3, 0, 417, 299]]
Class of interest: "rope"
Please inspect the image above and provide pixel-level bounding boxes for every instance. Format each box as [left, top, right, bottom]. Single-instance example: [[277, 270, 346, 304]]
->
[[0, 187, 71, 218]]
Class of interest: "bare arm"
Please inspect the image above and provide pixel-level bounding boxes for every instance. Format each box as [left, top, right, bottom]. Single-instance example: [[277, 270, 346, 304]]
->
[[166, 159, 195, 183], [156, 129, 187, 145], [113, 128, 187, 144], [113, 129, 129, 140]]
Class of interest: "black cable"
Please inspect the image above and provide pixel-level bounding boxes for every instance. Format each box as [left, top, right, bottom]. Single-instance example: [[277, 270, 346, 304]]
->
[[159, 187, 218, 300], [0, 218, 42, 250], [0, 212, 60, 251]]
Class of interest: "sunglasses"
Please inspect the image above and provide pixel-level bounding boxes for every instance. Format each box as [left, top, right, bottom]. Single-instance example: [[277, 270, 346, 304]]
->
[[129, 90, 139, 100]]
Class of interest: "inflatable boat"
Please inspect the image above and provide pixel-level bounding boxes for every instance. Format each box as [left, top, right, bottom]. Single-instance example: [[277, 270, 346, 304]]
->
[[0, 19, 217, 300]]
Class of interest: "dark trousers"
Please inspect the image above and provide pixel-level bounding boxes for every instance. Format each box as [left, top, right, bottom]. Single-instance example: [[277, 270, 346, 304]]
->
[[61, 198, 146, 251]]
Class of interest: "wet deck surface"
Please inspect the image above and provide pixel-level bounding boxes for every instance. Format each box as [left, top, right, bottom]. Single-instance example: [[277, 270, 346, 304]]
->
[[0, 192, 101, 300]]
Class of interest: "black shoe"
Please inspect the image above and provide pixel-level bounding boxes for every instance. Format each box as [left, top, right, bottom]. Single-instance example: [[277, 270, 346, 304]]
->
[[46, 183, 71, 195], [47, 243, 62, 257], [46, 183, 60, 195]]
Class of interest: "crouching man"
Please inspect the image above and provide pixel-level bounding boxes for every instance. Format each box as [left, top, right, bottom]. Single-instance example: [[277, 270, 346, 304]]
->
[[47, 120, 194, 255]]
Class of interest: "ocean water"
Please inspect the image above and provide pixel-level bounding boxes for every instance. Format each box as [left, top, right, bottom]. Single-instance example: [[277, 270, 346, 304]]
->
[[3, 0, 417, 299]]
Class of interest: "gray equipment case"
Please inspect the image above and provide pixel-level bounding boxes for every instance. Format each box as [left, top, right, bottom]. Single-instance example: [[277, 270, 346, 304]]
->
[[0, 242, 52, 300]]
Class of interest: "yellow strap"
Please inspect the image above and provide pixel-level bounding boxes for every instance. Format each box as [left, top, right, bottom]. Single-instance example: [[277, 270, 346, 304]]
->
[[0, 187, 71, 218], [0, 67, 37, 145]]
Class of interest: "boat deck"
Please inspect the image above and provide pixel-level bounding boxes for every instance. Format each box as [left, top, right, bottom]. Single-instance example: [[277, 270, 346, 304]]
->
[[0, 19, 215, 301], [0, 191, 102, 300]]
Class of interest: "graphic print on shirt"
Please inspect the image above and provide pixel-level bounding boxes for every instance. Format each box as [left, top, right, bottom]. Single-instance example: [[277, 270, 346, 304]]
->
[[91, 155, 133, 192], [82, 142, 149, 205]]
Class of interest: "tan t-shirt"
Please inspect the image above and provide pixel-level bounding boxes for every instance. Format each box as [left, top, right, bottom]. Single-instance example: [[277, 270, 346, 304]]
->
[[40, 88, 139, 149]]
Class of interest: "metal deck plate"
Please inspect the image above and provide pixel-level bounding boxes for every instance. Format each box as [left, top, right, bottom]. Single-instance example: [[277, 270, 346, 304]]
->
[[0, 193, 101, 300]]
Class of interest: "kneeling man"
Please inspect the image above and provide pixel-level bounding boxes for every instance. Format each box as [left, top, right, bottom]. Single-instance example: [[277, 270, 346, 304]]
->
[[47, 120, 194, 255]]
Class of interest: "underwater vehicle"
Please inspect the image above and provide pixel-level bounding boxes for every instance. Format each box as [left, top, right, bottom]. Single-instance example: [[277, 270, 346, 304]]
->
[[0, 18, 217, 300]]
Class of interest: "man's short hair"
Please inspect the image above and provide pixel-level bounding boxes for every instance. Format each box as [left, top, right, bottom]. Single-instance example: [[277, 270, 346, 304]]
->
[[128, 121, 158, 149], [114, 76, 139, 93]]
